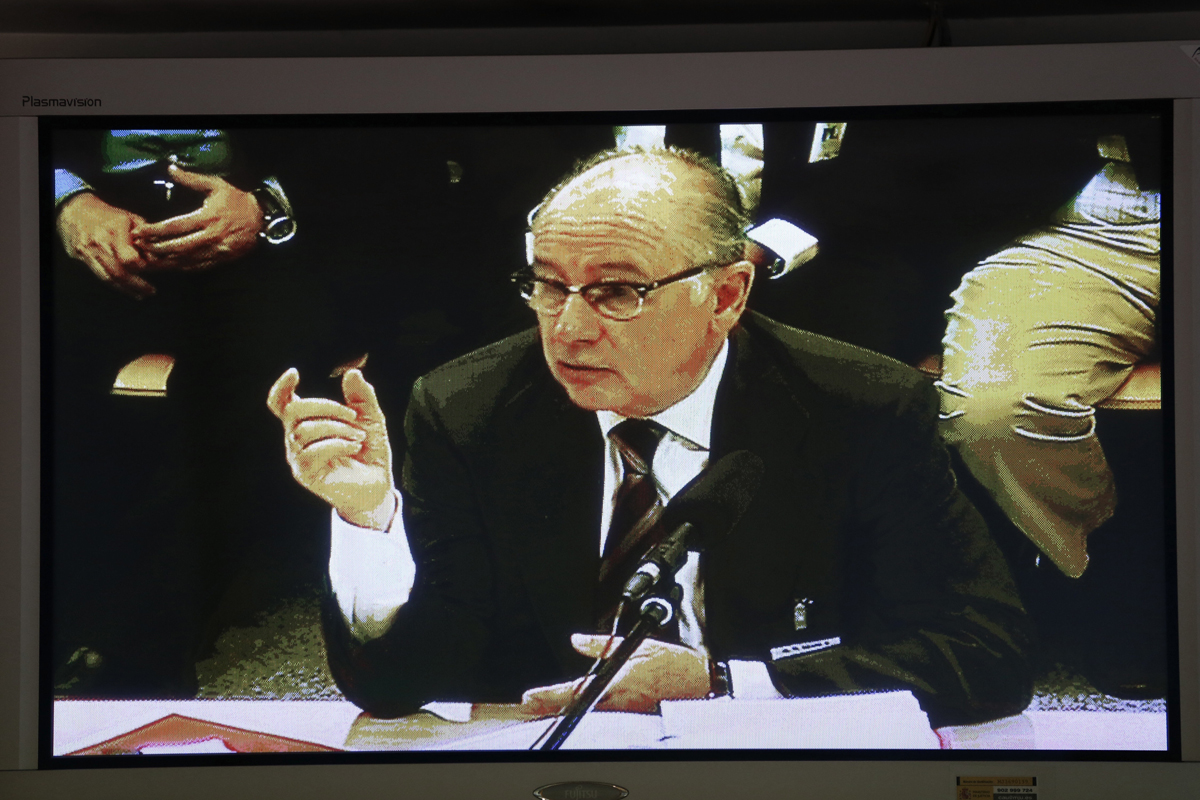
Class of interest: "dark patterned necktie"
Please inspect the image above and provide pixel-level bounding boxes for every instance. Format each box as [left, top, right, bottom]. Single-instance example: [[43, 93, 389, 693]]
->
[[596, 418, 673, 633]]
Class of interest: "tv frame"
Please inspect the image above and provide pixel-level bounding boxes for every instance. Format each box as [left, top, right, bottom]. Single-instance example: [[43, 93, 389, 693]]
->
[[1, 39, 1198, 799]]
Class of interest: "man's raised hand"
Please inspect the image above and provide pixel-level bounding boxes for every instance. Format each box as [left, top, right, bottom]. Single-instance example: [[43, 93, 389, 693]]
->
[[267, 367, 397, 530]]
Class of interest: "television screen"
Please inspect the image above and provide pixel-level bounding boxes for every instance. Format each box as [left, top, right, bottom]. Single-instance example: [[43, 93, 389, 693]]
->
[[39, 104, 1176, 761]]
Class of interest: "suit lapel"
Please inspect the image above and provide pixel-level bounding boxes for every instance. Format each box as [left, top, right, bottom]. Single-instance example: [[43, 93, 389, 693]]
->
[[704, 322, 843, 657], [710, 323, 810, 466]]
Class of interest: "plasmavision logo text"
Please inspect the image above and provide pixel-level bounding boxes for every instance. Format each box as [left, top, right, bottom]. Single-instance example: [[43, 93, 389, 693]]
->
[[22, 95, 102, 108]]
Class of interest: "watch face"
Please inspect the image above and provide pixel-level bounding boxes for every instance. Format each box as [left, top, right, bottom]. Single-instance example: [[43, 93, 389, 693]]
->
[[262, 215, 297, 244]]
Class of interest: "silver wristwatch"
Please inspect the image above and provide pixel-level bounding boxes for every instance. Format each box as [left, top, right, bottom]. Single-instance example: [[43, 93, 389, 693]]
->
[[252, 177, 297, 244]]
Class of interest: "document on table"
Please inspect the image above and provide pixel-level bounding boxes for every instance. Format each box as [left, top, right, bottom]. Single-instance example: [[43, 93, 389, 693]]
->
[[660, 691, 940, 749], [436, 711, 667, 751], [347, 704, 668, 751], [345, 691, 939, 750]]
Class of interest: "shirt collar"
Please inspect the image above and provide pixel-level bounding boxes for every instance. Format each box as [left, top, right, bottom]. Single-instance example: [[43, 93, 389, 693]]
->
[[596, 338, 729, 450]]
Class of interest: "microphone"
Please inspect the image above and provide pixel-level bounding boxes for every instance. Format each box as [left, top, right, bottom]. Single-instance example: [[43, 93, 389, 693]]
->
[[621, 450, 764, 602]]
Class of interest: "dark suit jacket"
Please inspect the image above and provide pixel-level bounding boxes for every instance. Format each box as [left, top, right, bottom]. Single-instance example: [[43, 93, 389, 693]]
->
[[323, 312, 1034, 728]]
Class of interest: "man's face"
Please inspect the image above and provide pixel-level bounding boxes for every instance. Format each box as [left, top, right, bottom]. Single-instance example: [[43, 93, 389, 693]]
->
[[530, 156, 728, 418]]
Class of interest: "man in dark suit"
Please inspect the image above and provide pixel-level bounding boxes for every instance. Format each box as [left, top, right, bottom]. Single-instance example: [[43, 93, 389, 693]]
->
[[268, 146, 1033, 730]]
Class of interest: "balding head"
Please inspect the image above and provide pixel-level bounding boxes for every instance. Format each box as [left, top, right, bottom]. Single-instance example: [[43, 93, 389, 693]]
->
[[534, 148, 749, 267], [525, 148, 756, 417]]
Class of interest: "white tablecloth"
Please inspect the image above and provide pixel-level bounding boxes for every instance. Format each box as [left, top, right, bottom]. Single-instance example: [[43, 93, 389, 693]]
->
[[53, 698, 1168, 755]]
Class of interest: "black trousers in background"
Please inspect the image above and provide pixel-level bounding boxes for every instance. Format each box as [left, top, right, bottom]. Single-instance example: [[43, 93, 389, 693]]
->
[[949, 407, 1169, 700], [49, 240, 333, 697]]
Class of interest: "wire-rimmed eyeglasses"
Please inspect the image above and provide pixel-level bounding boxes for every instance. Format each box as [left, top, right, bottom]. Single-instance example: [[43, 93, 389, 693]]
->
[[511, 262, 726, 322]]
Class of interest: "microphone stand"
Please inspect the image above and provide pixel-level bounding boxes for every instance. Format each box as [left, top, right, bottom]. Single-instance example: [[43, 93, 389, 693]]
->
[[537, 591, 677, 751], [536, 449, 764, 751]]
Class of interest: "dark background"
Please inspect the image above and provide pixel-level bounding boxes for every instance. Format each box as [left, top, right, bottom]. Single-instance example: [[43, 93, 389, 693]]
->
[[43, 106, 1171, 704]]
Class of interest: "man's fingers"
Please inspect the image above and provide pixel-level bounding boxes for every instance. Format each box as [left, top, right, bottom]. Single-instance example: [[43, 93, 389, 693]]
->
[[138, 222, 222, 255], [574, 632, 691, 657], [134, 210, 207, 244], [80, 254, 126, 293], [293, 418, 367, 449], [113, 238, 147, 271], [267, 368, 300, 420], [79, 245, 118, 281], [59, 198, 153, 298], [520, 680, 582, 717], [114, 270, 155, 298], [570, 633, 625, 659], [594, 684, 658, 714], [82, 249, 154, 299], [521, 680, 576, 704], [143, 252, 224, 273], [294, 438, 364, 474], [281, 397, 359, 430], [342, 369, 384, 421], [569, 632, 670, 660], [342, 370, 390, 470], [165, 164, 223, 193]]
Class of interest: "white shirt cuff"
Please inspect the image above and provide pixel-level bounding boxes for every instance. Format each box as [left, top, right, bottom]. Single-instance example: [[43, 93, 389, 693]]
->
[[327, 491, 414, 641], [728, 660, 786, 699]]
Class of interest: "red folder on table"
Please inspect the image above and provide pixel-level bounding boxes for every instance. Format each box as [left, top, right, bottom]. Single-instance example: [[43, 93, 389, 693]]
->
[[68, 713, 340, 755]]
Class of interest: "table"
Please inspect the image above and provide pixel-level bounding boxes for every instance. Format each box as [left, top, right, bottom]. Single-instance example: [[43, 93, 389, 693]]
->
[[52, 697, 1168, 755]]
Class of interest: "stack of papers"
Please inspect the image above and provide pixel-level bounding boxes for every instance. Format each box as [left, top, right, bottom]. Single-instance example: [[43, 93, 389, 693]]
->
[[345, 691, 939, 751], [661, 691, 939, 750]]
